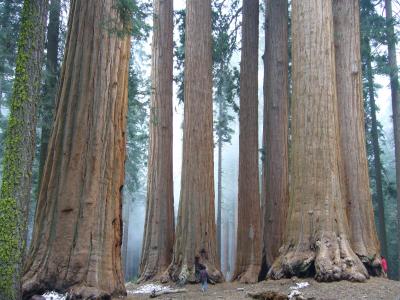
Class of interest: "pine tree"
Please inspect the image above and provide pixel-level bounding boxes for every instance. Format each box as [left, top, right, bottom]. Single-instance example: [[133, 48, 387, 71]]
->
[[0, 0, 48, 299], [22, 1, 130, 297]]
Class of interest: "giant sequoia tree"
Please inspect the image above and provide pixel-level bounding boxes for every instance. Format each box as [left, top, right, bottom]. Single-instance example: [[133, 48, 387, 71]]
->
[[268, 1, 369, 282], [139, 0, 174, 283], [261, 0, 289, 275], [0, 0, 47, 299], [333, 0, 381, 274], [168, 0, 223, 283], [22, 0, 130, 298], [234, 0, 261, 284]]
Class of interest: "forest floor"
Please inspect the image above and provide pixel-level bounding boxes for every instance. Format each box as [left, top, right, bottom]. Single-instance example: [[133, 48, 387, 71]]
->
[[123, 277, 400, 300]]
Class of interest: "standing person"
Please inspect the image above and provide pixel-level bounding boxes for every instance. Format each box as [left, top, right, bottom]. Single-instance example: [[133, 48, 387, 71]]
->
[[200, 265, 208, 292], [381, 256, 388, 277]]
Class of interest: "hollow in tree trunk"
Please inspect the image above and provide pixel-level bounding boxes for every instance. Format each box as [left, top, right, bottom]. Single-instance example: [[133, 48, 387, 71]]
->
[[268, 1, 368, 282], [22, 0, 130, 298]]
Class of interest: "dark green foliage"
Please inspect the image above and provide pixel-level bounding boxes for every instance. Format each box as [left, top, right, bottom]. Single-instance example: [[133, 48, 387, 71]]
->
[[360, 0, 399, 279]]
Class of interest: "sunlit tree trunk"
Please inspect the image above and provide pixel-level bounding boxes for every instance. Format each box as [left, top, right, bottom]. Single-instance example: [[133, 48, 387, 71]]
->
[[333, 0, 381, 275], [384, 0, 400, 278], [261, 0, 289, 276], [234, 0, 261, 284], [0, 1, 48, 299], [22, 1, 130, 298], [168, 0, 223, 283], [139, 0, 174, 283], [268, 0, 368, 282]]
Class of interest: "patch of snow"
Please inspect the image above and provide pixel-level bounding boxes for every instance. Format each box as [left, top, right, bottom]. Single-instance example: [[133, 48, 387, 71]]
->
[[288, 289, 302, 299], [128, 283, 174, 294], [290, 282, 309, 290], [42, 291, 67, 300]]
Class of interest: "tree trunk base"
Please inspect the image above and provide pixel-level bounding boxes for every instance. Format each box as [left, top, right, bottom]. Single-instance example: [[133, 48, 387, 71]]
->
[[66, 286, 126, 300], [137, 270, 171, 284], [168, 263, 224, 284], [357, 254, 382, 277], [233, 265, 260, 283], [268, 234, 369, 282]]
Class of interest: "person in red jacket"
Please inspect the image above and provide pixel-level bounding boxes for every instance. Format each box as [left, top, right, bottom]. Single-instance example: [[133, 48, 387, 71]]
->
[[381, 256, 388, 277]]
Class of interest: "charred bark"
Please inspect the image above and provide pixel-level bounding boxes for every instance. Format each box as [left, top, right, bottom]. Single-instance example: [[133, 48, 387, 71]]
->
[[22, 0, 130, 298]]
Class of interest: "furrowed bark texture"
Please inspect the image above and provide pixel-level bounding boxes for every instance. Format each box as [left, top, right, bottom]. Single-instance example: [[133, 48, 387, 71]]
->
[[234, 0, 261, 284], [0, 0, 48, 299], [384, 0, 400, 279], [139, 0, 174, 283], [168, 0, 223, 283], [268, 0, 368, 282], [332, 0, 381, 275], [22, 0, 130, 298], [261, 0, 289, 274]]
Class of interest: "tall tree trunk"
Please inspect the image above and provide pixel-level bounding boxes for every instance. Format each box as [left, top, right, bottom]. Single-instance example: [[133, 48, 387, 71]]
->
[[22, 1, 130, 298], [332, 0, 381, 275], [0, 1, 48, 299], [139, 0, 174, 283], [217, 94, 223, 262], [268, 0, 368, 282], [234, 0, 261, 284], [365, 37, 388, 259], [168, 0, 223, 283], [261, 0, 289, 276], [38, 0, 61, 186], [384, 0, 400, 279]]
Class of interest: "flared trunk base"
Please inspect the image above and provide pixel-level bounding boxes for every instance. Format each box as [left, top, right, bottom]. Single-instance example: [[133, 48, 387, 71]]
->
[[268, 233, 369, 282]]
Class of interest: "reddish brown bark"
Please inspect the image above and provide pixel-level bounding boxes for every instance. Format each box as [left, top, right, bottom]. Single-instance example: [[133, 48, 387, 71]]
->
[[234, 0, 261, 284], [22, 0, 130, 298], [168, 0, 223, 284], [268, 0, 368, 282], [261, 0, 289, 274], [333, 0, 381, 274], [139, 0, 174, 283]]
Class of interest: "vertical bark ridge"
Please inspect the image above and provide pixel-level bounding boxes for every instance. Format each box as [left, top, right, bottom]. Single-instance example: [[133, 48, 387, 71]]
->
[[332, 0, 381, 275], [234, 0, 262, 284], [268, 0, 368, 282], [168, 0, 223, 284], [261, 0, 289, 275], [22, 0, 130, 298], [139, 0, 174, 283]]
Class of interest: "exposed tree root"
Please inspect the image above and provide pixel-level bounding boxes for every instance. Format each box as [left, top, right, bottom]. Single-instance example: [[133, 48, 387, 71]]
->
[[168, 262, 224, 284], [66, 286, 114, 300], [268, 233, 369, 282], [233, 265, 261, 283]]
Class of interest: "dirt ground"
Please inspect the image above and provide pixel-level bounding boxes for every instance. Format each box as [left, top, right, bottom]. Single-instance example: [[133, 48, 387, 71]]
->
[[122, 277, 400, 300]]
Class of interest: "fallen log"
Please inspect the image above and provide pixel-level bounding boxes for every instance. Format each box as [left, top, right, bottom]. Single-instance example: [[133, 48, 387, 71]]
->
[[149, 288, 188, 298]]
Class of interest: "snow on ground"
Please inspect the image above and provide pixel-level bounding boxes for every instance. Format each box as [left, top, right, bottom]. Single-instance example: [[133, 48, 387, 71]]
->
[[128, 283, 174, 294], [42, 291, 67, 300]]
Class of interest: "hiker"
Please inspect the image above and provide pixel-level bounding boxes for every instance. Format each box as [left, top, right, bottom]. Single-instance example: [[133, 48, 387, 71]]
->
[[199, 265, 208, 292], [381, 256, 388, 277]]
